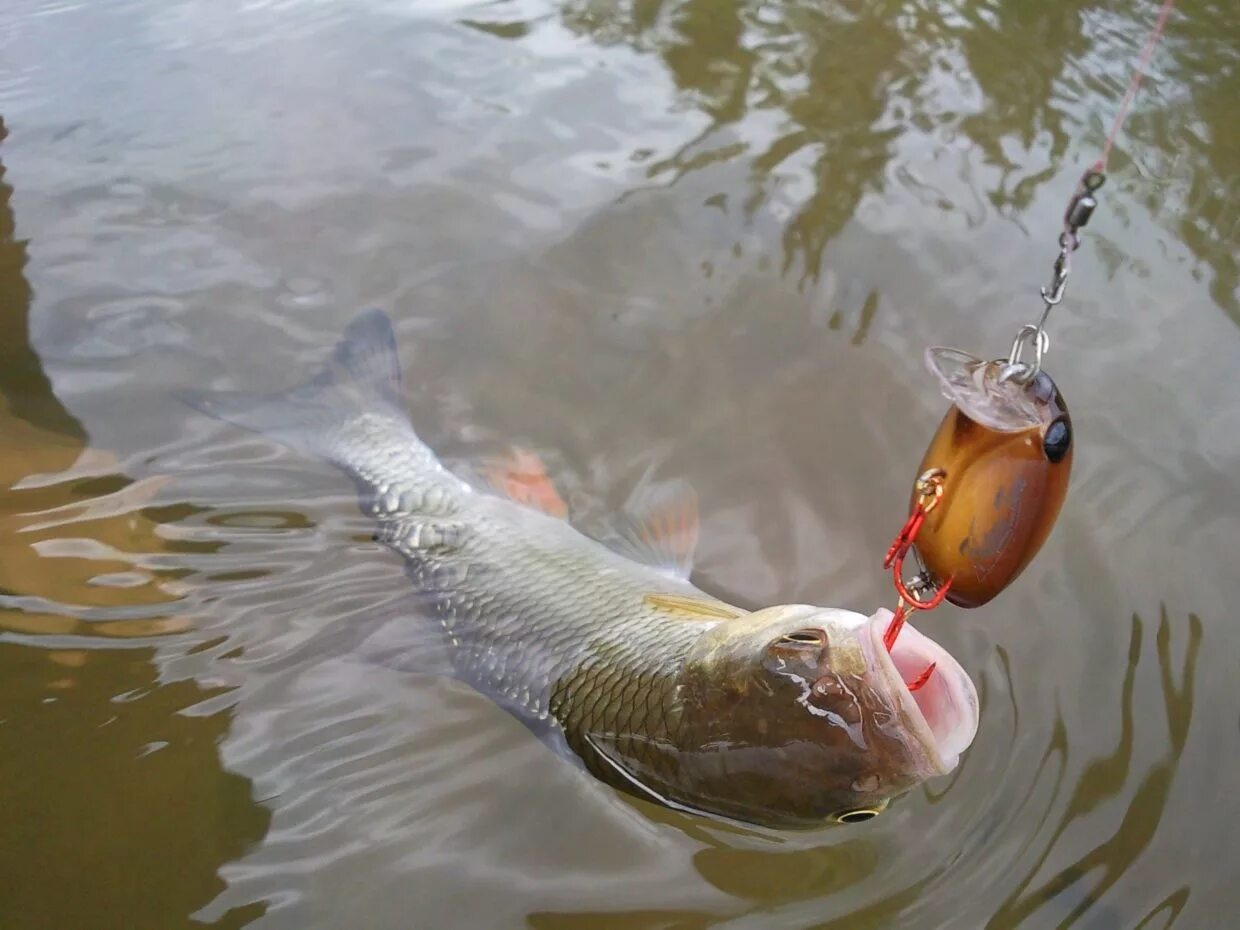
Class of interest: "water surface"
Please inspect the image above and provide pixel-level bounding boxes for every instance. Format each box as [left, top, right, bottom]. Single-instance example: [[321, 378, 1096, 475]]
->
[[1, 0, 1237, 927]]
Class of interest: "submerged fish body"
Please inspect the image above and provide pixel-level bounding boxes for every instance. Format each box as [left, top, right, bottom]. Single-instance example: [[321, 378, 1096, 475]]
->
[[185, 310, 979, 829]]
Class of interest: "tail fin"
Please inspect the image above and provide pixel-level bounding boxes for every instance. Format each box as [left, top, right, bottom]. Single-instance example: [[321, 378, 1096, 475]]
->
[[179, 309, 407, 458]]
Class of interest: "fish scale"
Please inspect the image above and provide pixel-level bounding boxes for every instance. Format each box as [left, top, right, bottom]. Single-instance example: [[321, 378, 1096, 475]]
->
[[378, 474, 716, 729]]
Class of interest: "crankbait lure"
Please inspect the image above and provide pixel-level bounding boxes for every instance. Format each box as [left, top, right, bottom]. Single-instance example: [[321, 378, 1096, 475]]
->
[[881, 169, 1103, 682], [879, 0, 1178, 673]]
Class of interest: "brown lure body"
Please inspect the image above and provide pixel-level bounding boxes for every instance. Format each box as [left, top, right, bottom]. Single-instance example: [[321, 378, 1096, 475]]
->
[[911, 369, 1072, 608]]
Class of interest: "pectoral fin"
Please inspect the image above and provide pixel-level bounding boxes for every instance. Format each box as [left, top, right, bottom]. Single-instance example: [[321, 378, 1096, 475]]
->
[[643, 593, 742, 621]]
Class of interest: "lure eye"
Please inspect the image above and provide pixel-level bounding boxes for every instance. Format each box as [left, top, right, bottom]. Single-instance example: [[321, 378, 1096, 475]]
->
[[1043, 416, 1071, 463], [832, 808, 883, 824]]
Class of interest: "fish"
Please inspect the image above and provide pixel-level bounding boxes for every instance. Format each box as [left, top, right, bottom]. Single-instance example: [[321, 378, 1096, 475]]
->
[[181, 309, 979, 830]]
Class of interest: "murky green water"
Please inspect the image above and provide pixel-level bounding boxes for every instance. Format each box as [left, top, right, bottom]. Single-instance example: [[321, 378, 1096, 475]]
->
[[1, 1, 1236, 927]]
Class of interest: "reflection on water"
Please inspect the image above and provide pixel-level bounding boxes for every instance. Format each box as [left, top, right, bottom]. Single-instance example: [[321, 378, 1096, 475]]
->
[[557, 0, 914, 283], [0, 644, 271, 930], [1135, 0, 1238, 324], [987, 607, 1201, 930], [0, 117, 270, 930], [552, 0, 1239, 316], [1, 1, 1238, 928]]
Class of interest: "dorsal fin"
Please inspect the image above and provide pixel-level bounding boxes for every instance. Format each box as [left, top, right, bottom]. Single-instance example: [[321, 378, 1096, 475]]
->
[[609, 479, 699, 579]]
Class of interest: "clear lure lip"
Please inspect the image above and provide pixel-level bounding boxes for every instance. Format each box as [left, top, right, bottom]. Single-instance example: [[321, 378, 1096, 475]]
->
[[861, 609, 980, 774]]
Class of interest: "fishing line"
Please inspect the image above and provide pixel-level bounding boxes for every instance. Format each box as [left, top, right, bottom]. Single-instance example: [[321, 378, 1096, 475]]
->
[[1097, 0, 1179, 173]]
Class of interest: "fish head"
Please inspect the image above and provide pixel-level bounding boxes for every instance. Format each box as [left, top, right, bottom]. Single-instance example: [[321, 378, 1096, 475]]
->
[[675, 604, 979, 828]]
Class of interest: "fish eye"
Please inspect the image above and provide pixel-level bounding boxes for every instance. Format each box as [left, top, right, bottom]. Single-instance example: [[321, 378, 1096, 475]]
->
[[1043, 416, 1071, 463], [779, 630, 826, 646], [831, 808, 883, 824], [763, 628, 828, 673]]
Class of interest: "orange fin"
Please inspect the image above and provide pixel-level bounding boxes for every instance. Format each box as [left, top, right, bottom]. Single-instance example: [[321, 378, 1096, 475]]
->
[[613, 479, 699, 579], [643, 593, 742, 620], [483, 447, 568, 518]]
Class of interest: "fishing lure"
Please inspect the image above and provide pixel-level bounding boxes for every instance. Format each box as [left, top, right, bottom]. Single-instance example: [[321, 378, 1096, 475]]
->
[[894, 346, 1074, 610], [881, 0, 1177, 668], [883, 169, 1102, 680]]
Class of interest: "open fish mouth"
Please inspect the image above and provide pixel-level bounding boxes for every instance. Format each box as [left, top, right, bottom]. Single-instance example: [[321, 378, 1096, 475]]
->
[[861, 609, 980, 775]]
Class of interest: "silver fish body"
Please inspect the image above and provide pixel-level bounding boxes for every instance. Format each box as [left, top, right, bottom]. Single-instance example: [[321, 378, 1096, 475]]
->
[[184, 310, 979, 829]]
